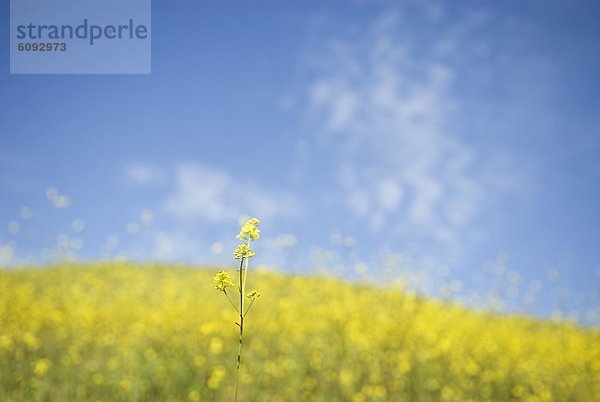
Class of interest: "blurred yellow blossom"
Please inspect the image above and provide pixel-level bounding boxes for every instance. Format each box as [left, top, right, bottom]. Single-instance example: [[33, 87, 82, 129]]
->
[[214, 271, 234, 291], [33, 358, 50, 376], [246, 290, 261, 301]]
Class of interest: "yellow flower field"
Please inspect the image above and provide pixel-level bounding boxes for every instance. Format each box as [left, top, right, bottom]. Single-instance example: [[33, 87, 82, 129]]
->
[[0, 264, 598, 401]]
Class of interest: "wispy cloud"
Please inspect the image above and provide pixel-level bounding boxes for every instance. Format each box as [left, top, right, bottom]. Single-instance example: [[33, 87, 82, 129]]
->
[[124, 163, 166, 186], [303, 7, 530, 259], [119, 162, 303, 263], [152, 230, 203, 261], [163, 163, 302, 223]]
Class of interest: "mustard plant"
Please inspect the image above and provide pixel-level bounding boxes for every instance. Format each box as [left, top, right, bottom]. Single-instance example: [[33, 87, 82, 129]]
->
[[213, 218, 261, 401]]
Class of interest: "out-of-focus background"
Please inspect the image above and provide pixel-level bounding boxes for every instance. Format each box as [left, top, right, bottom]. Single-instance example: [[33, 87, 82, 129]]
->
[[1, 1, 600, 323]]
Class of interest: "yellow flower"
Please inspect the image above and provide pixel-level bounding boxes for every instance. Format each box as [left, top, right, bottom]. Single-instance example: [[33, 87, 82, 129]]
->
[[234, 244, 255, 260], [246, 290, 261, 300], [33, 358, 50, 376], [236, 218, 260, 240], [213, 271, 234, 291]]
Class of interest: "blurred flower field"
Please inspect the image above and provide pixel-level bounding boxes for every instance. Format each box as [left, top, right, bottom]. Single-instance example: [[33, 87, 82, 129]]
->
[[0, 264, 599, 401]]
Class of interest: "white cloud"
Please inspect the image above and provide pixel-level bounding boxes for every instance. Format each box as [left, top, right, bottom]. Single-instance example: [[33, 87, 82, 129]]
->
[[163, 163, 302, 223], [347, 190, 370, 216], [116, 162, 303, 263], [376, 179, 403, 212], [304, 7, 526, 256], [152, 231, 201, 260], [125, 163, 166, 186]]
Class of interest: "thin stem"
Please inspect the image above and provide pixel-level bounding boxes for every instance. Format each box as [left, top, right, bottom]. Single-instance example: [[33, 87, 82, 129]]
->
[[235, 257, 245, 402], [223, 290, 239, 314], [242, 238, 251, 298], [235, 315, 243, 401], [243, 299, 256, 318]]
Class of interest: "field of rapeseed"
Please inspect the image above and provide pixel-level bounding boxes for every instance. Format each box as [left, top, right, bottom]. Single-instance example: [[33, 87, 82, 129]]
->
[[1, 264, 599, 402]]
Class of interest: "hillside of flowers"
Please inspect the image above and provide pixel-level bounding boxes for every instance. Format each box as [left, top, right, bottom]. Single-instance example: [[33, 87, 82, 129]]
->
[[1, 264, 598, 401]]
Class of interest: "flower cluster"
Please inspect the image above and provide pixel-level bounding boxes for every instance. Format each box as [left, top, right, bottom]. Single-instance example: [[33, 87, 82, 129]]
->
[[236, 218, 260, 240], [246, 290, 261, 301], [214, 271, 234, 291], [234, 244, 255, 260]]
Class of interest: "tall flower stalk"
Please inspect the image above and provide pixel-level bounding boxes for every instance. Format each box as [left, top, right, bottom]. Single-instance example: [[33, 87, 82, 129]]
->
[[213, 218, 261, 401]]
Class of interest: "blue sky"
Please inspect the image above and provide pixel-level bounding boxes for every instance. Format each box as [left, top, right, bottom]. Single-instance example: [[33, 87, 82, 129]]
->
[[1, 1, 600, 323]]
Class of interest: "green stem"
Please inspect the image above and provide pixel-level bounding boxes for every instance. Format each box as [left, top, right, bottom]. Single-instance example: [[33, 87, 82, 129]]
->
[[242, 239, 251, 297], [243, 299, 256, 318], [223, 290, 239, 314], [235, 257, 245, 402]]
